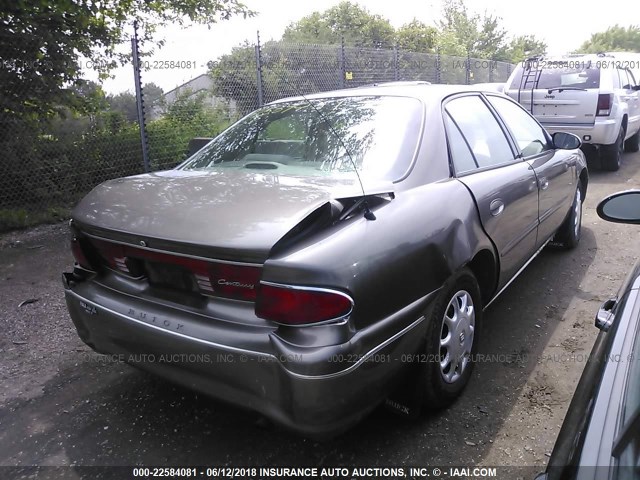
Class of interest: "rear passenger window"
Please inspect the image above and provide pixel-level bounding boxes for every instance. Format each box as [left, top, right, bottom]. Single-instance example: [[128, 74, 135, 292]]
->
[[444, 113, 477, 174], [444, 96, 516, 169], [487, 96, 550, 157]]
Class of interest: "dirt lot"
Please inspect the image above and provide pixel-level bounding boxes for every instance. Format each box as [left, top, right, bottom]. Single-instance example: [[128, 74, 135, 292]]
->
[[1, 152, 640, 477]]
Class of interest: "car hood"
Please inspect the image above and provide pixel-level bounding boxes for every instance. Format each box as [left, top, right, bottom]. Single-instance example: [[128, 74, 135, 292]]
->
[[72, 169, 392, 262]]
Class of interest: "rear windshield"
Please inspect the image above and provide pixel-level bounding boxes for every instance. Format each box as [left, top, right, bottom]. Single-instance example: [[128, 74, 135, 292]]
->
[[510, 62, 601, 89], [180, 96, 423, 182]]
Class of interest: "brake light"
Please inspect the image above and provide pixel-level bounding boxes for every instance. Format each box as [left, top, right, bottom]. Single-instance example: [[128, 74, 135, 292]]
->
[[255, 283, 353, 325], [89, 238, 261, 301], [91, 239, 131, 273], [70, 237, 95, 271], [596, 94, 612, 116]]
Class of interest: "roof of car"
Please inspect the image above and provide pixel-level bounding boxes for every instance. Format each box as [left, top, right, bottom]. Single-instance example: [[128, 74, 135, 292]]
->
[[267, 82, 507, 105]]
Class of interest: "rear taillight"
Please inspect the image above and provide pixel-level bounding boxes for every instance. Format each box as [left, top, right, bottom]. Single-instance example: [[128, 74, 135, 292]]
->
[[91, 239, 131, 274], [596, 94, 612, 116], [71, 237, 95, 271], [89, 238, 261, 301], [255, 283, 353, 325]]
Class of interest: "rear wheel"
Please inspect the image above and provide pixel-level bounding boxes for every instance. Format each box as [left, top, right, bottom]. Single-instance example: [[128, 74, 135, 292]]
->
[[624, 130, 639, 153], [419, 268, 482, 409], [554, 185, 583, 249], [601, 128, 624, 171]]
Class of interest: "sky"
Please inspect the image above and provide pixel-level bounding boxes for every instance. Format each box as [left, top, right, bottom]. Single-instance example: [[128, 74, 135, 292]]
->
[[88, 0, 639, 95]]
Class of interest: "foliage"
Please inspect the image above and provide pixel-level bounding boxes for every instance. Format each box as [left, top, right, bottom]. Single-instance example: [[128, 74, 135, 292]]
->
[[506, 35, 548, 62], [0, 0, 253, 121], [209, 41, 259, 116], [0, 88, 233, 232], [396, 20, 438, 53], [577, 25, 640, 53], [147, 89, 234, 169], [106, 92, 138, 123], [0, 207, 70, 232], [282, 1, 395, 47], [431, 0, 547, 62], [437, 0, 543, 62], [144, 82, 164, 103]]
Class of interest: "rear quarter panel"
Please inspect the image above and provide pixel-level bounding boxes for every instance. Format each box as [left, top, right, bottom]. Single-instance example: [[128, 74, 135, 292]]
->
[[262, 178, 496, 330]]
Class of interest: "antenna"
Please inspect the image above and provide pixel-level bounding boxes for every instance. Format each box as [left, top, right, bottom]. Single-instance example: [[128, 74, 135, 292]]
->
[[276, 74, 377, 221]]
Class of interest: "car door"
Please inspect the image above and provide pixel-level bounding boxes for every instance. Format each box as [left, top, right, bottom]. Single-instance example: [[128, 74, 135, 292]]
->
[[444, 94, 539, 288], [485, 94, 577, 246], [577, 272, 640, 479]]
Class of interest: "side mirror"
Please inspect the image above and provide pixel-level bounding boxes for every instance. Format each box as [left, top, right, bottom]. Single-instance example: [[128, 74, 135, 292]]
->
[[596, 190, 640, 224], [552, 132, 582, 150]]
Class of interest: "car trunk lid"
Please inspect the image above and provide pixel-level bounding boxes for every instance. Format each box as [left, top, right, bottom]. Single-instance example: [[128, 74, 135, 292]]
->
[[72, 169, 376, 263]]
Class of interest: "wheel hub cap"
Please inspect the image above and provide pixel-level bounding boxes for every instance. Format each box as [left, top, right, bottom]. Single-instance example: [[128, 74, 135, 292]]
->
[[439, 290, 475, 384]]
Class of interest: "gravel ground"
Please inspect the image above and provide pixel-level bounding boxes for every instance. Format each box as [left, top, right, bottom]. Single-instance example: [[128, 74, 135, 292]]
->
[[1, 152, 640, 477]]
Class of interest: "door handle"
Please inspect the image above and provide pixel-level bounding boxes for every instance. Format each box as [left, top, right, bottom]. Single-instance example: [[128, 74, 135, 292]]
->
[[539, 178, 549, 190], [595, 298, 616, 331], [489, 199, 505, 217]]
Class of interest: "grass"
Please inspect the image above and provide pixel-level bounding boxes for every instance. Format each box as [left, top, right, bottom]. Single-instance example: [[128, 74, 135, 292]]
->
[[0, 207, 71, 233]]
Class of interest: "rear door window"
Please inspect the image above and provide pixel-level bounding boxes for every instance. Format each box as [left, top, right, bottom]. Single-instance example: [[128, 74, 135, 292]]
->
[[444, 95, 516, 169], [444, 113, 478, 174]]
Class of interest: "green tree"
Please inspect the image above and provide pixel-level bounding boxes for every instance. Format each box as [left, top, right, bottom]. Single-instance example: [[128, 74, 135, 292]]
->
[[396, 20, 438, 53], [0, 0, 253, 120], [143, 82, 164, 103], [438, 0, 507, 59], [577, 25, 640, 53], [506, 35, 547, 62], [210, 41, 261, 115], [282, 1, 395, 47], [148, 88, 232, 169], [106, 92, 138, 123]]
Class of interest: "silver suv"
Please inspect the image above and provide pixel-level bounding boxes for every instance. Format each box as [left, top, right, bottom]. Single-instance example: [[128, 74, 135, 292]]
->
[[504, 54, 640, 171]]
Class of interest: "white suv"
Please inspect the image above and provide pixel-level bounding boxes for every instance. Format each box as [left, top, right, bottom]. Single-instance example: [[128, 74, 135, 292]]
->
[[504, 53, 640, 171]]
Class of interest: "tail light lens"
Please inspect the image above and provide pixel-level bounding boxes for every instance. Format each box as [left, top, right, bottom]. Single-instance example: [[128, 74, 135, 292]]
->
[[255, 283, 353, 325], [596, 94, 612, 116], [89, 238, 261, 301], [71, 237, 95, 271]]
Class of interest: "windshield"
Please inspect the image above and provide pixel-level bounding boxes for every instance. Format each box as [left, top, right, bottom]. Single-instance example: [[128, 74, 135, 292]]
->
[[510, 61, 600, 90], [179, 96, 423, 181]]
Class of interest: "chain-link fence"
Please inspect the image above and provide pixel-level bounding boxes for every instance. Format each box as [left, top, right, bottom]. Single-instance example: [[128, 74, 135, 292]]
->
[[0, 35, 513, 231]]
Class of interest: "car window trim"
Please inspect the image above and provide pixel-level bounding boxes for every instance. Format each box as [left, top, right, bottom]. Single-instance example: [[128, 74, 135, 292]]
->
[[612, 317, 640, 459], [612, 406, 640, 458], [443, 111, 479, 176], [442, 92, 523, 177]]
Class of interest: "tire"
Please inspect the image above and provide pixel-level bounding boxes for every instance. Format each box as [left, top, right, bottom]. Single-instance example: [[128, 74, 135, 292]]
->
[[624, 130, 640, 153], [553, 185, 583, 249], [600, 128, 624, 171], [419, 268, 482, 409]]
